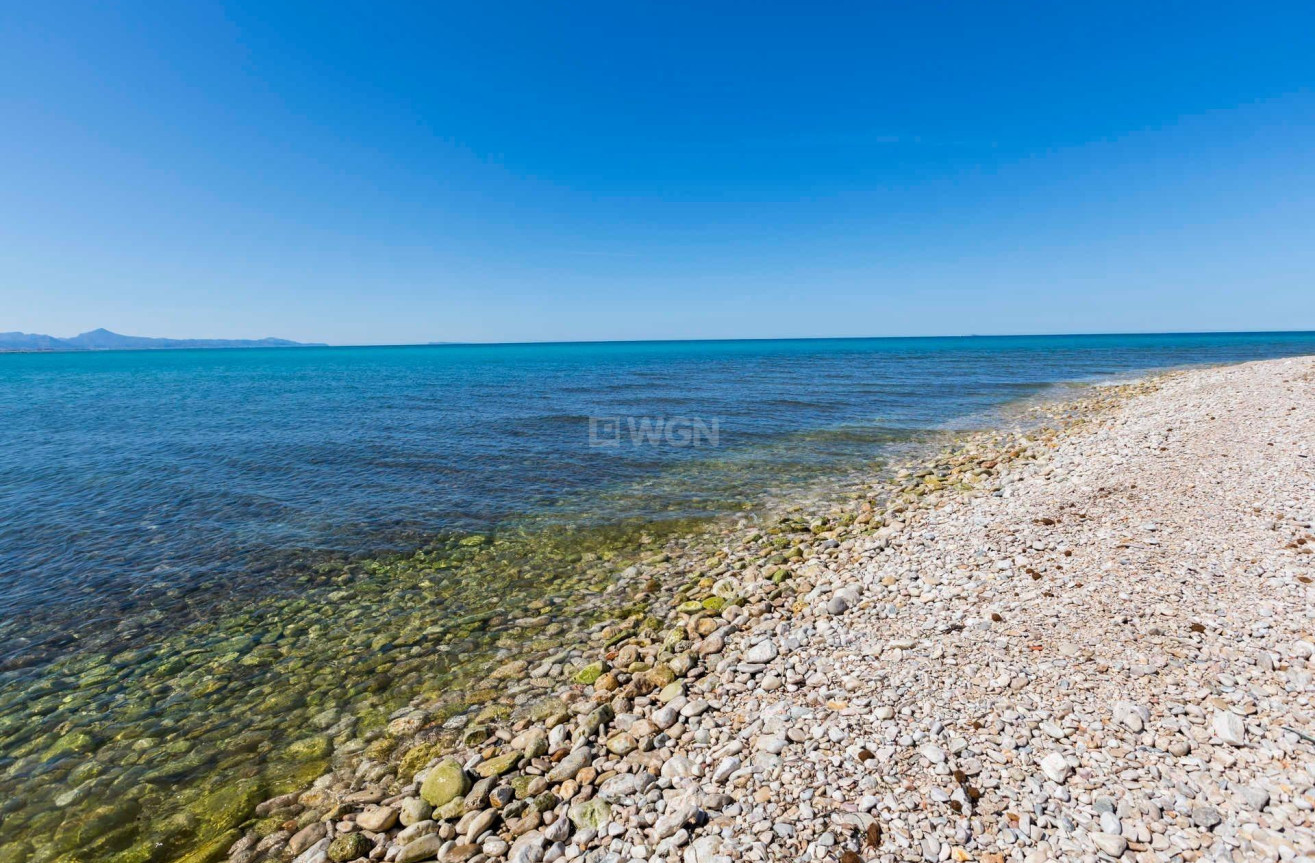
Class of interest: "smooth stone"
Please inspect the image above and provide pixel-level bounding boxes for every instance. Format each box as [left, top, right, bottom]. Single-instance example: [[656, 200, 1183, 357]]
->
[[399, 798, 433, 826], [357, 806, 398, 832], [711, 757, 741, 784], [509, 830, 546, 863], [1040, 752, 1071, 783], [1192, 806, 1222, 829], [547, 748, 592, 783], [398, 835, 444, 863], [1090, 832, 1127, 857], [421, 760, 472, 809], [743, 640, 778, 664], [1213, 710, 1247, 746]]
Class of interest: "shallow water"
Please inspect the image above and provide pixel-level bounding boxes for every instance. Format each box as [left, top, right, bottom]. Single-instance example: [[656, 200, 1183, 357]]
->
[[2, 332, 1314, 861]]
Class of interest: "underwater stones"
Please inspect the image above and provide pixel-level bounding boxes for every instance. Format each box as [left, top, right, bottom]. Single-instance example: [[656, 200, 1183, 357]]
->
[[285, 735, 332, 762], [327, 832, 371, 862], [420, 759, 470, 808], [44, 729, 98, 759], [472, 703, 511, 725], [364, 737, 398, 762], [58, 799, 142, 853], [461, 725, 492, 747], [193, 778, 265, 836], [174, 829, 244, 863], [491, 659, 528, 679], [387, 711, 429, 737], [513, 697, 567, 725], [573, 662, 607, 685], [395, 741, 441, 776]]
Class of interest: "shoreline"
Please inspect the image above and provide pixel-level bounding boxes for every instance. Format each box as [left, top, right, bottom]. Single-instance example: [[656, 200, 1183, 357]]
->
[[200, 370, 1196, 863], [218, 356, 1314, 863]]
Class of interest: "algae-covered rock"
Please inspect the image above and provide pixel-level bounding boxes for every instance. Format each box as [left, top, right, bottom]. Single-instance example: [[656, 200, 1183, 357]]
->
[[0, 842, 32, 863], [191, 778, 264, 836], [398, 741, 445, 779], [328, 833, 371, 862], [573, 662, 607, 685], [58, 799, 142, 853], [364, 737, 398, 762], [419, 758, 469, 808], [285, 735, 331, 762], [568, 798, 612, 831], [171, 829, 240, 863], [472, 703, 511, 724], [512, 696, 567, 724], [435, 797, 465, 821], [45, 729, 98, 760], [646, 664, 676, 688], [473, 751, 520, 778], [510, 774, 536, 800]]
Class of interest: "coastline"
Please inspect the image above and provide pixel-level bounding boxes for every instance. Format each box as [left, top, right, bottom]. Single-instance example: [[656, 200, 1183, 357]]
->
[[215, 356, 1313, 863], [4, 356, 1312, 863]]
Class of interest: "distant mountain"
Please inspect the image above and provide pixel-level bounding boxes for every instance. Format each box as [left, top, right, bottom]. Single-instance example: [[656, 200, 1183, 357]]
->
[[0, 328, 325, 352]]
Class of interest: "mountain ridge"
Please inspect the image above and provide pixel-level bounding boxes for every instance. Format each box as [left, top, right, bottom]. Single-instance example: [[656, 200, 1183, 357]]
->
[[0, 328, 325, 352]]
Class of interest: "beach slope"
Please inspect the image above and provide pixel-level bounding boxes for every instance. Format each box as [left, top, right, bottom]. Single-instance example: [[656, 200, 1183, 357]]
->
[[227, 357, 1315, 863]]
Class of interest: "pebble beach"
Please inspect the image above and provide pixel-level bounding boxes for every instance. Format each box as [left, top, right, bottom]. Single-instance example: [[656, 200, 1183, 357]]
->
[[196, 356, 1315, 863]]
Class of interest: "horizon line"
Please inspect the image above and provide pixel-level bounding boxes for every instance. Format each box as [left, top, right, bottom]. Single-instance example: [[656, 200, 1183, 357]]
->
[[5, 327, 1315, 355]]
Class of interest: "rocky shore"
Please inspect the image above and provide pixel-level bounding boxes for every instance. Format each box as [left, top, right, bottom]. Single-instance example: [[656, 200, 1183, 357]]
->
[[194, 356, 1315, 863]]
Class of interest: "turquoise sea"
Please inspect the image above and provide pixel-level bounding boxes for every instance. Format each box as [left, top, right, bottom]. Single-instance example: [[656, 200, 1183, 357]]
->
[[2, 331, 1315, 861]]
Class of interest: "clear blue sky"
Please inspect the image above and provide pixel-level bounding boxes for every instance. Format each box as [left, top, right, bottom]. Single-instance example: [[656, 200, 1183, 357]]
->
[[3, 2, 1313, 344]]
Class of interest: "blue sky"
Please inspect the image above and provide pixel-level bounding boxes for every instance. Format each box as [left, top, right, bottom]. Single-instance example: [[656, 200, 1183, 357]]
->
[[2, 1, 1313, 344]]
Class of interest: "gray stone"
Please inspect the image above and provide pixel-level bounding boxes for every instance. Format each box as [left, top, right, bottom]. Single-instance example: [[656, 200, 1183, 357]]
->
[[744, 640, 778, 664], [1213, 710, 1246, 746], [547, 748, 592, 783], [1091, 833, 1126, 857], [397, 835, 444, 863]]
